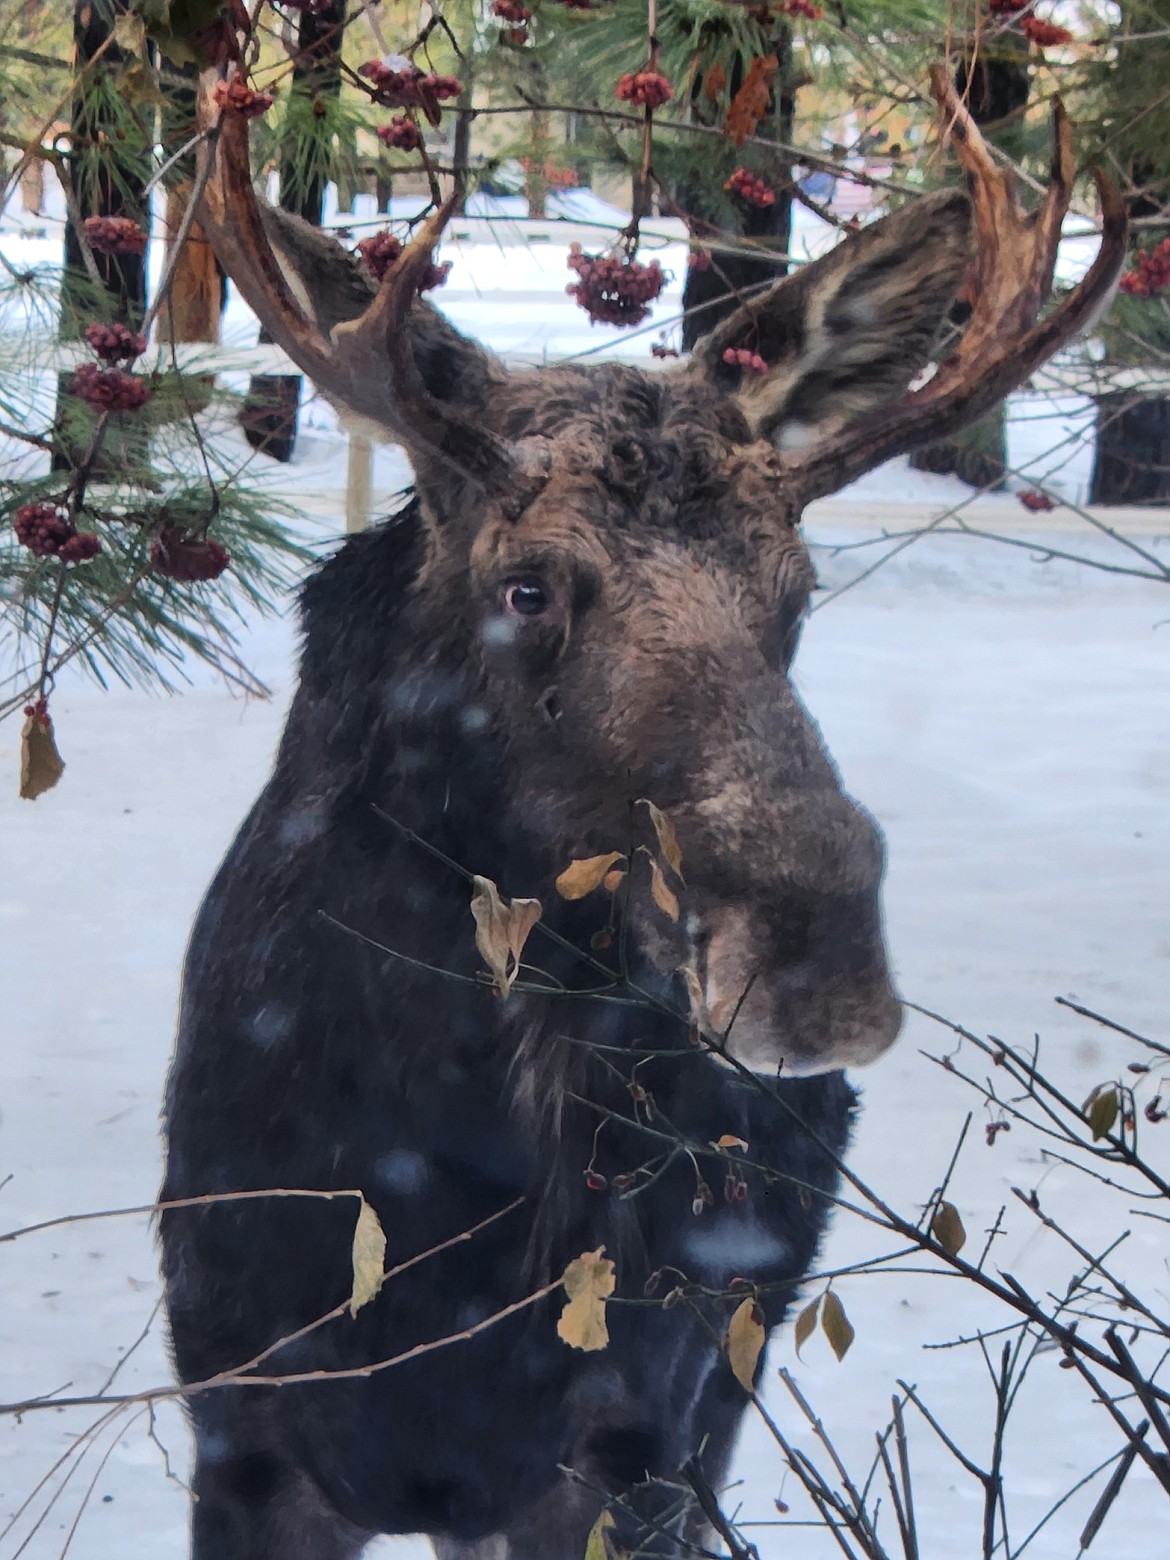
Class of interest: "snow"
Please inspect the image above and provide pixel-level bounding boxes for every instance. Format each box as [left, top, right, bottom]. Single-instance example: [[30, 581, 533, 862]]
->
[[3, 199, 1170, 1559]]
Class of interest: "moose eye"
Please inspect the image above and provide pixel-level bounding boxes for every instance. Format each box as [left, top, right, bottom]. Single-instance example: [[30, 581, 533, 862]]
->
[[504, 579, 549, 617]]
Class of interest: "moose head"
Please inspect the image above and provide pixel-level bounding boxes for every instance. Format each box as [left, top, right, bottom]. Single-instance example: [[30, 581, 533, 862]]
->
[[193, 68, 1124, 1079]]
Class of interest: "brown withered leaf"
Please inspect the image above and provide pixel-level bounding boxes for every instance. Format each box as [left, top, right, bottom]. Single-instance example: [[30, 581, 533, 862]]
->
[[644, 853, 680, 922], [584, 1509, 616, 1560], [726, 1296, 766, 1390], [726, 54, 778, 147], [793, 1296, 819, 1359], [715, 1134, 749, 1151], [470, 875, 542, 999], [349, 1197, 387, 1316], [20, 710, 65, 800], [704, 61, 727, 103], [555, 852, 625, 901], [930, 1200, 967, 1256], [1084, 1085, 1120, 1141], [557, 1247, 615, 1351], [638, 798, 684, 879], [821, 1290, 855, 1362]]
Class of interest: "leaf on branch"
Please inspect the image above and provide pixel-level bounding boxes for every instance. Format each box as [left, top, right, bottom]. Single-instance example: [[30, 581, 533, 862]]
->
[[555, 852, 625, 900], [557, 1247, 615, 1351], [793, 1296, 819, 1358], [349, 1197, 387, 1316], [820, 1291, 855, 1362], [715, 1134, 749, 1151], [726, 1296, 766, 1389], [470, 875, 542, 998], [1084, 1084, 1120, 1141], [642, 851, 680, 922], [584, 1509, 617, 1560], [930, 1199, 967, 1256], [638, 798, 684, 879], [20, 709, 65, 800], [726, 55, 778, 148]]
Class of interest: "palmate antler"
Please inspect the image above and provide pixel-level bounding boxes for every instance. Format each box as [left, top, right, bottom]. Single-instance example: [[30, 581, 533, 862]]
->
[[193, 67, 521, 496], [787, 66, 1128, 503]]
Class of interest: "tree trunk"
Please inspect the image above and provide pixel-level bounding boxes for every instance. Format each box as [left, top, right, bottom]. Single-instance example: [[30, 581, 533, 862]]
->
[[241, 0, 345, 463], [54, 0, 150, 478], [1090, 394, 1170, 504], [680, 29, 795, 353]]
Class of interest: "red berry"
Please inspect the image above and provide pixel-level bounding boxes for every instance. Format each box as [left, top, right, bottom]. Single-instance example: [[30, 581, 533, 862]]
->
[[151, 527, 230, 582], [1120, 237, 1170, 298], [725, 167, 776, 209], [1018, 489, 1057, 511], [72, 363, 150, 413], [376, 117, 424, 152], [13, 501, 74, 557], [615, 71, 673, 110], [83, 216, 148, 257], [566, 245, 666, 327], [584, 1170, 608, 1192], [492, 0, 532, 19], [84, 321, 147, 363], [722, 346, 769, 375], [213, 77, 275, 119], [356, 231, 403, 280], [1018, 15, 1074, 45], [58, 531, 102, 563]]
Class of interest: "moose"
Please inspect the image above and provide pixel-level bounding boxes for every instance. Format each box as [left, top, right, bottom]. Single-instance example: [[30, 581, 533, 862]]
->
[[159, 57, 1124, 1560]]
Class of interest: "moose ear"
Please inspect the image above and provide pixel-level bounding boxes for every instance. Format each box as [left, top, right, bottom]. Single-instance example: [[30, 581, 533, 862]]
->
[[689, 190, 972, 447], [256, 204, 499, 419]]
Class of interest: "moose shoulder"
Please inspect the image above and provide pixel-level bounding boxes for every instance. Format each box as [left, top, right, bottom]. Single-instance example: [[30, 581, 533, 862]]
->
[[158, 65, 1125, 1560]]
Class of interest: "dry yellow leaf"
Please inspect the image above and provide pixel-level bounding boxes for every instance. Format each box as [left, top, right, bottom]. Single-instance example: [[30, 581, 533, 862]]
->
[[793, 1296, 819, 1359], [639, 798, 684, 879], [715, 1134, 749, 1151], [555, 852, 625, 901], [583, 1509, 616, 1560], [726, 1296, 766, 1390], [557, 1247, 615, 1352], [821, 1290, 855, 1362], [19, 708, 65, 800], [646, 855, 680, 922], [1084, 1085, 1120, 1141], [470, 875, 542, 998], [930, 1199, 967, 1256], [349, 1197, 387, 1316]]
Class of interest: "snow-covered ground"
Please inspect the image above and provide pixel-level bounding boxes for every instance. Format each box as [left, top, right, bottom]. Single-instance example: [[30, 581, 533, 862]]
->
[[2, 198, 1170, 1558]]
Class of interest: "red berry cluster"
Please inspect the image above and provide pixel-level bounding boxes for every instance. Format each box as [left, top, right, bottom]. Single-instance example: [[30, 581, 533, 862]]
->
[[615, 71, 673, 109], [1019, 15, 1074, 44], [1120, 237, 1170, 298], [376, 117, 424, 152], [722, 346, 769, 374], [566, 245, 666, 327], [151, 526, 230, 583], [1018, 489, 1056, 511], [73, 362, 151, 413], [358, 60, 461, 111], [493, 0, 532, 19], [83, 215, 148, 257], [355, 231, 451, 291], [84, 321, 147, 363], [213, 77, 275, 118], [725, 167, 775, 208], [14, 501, 102, 562], [780, 0, 823, 16]]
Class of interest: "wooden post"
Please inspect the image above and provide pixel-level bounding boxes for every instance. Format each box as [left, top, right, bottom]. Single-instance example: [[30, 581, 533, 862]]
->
[[345, 435, 373, 532]]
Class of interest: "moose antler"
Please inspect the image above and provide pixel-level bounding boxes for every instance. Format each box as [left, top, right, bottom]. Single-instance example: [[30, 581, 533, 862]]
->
[[193, 68, 521, 496], [788, 66, 1128, 503]]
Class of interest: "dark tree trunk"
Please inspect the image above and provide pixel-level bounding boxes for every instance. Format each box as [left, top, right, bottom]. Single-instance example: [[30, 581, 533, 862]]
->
[[241, 0, 345, 463], [1090, 394, 1170, 504], [681, 31, 794, 353], [54, 0, 150, 477], [910, 33, 1030, 489]]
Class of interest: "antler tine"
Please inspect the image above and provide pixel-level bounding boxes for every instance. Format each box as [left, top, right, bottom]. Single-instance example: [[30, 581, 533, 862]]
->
[[195, 68, 522, 499], [789, 64, 1128, 505]]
